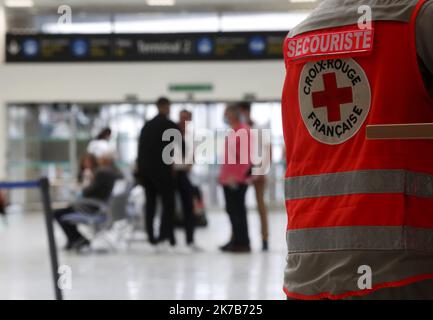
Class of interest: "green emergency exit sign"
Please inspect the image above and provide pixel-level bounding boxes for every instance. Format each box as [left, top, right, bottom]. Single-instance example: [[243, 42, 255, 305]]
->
[[169, 84, 213, 92]]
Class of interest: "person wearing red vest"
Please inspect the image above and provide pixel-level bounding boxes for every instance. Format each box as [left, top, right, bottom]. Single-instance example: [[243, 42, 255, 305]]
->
[[282, 0, 433, 299]]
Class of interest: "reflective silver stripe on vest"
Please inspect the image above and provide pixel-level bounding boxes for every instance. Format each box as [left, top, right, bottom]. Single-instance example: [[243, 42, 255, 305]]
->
[[287, 226, 433, 253], [285, 170, 433, 200], [290, 0, 419, 37]]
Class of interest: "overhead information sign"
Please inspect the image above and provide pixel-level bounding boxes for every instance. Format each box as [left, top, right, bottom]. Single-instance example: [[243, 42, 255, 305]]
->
[[6, 32, 286, 63]]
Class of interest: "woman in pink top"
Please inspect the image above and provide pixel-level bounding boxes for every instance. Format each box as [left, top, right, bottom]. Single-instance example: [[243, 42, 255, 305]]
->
[[219, 105, 252, 253]]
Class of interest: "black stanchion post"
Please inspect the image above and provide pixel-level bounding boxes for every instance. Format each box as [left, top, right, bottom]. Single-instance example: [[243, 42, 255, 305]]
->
[[39, 177, 63, 301]]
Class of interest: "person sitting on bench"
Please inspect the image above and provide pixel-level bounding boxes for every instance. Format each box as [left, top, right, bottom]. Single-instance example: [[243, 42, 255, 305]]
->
[[54, 155, 122, 251]]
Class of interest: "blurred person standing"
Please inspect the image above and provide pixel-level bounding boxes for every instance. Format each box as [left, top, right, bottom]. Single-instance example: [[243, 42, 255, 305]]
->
[[175, 110, 200, 251], [137, 97, 180, 248], [87, 127, 116, 160], [239, 102, 271, 252], [0, 191, 8, 223], [179, 110, 208, 228], [178, 110, 192, 137], [219, 105, 253, 253]]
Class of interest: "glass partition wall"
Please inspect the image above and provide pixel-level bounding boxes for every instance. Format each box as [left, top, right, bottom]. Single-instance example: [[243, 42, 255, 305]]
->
[[7, 102, 286, 212]]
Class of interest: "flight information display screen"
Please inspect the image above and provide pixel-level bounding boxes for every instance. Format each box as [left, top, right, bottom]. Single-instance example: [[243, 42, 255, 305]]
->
[[6, 32, 287, 62]]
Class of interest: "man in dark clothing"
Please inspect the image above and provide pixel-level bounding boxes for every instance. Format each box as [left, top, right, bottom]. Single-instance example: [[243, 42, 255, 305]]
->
[[137, 97, 181, 247], [54, 156, 123, 250]]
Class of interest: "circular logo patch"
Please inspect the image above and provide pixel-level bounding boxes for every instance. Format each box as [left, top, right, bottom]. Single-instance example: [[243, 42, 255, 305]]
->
[[298, 58, 371, 145]]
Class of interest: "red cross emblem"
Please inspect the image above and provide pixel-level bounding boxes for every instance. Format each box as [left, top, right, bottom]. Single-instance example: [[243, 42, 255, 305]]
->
[[312, 73, 353, 123]]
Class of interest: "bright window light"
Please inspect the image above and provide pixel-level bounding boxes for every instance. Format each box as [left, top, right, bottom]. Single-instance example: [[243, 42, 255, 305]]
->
[[146, 0, 176, 6], [114, 13, 219, 33], [40, 12, 311, 34], [42, 22, 112, 34], [5, 0, 34, 7], [289, 0, 317, 3], [221, 12, 309, 32]]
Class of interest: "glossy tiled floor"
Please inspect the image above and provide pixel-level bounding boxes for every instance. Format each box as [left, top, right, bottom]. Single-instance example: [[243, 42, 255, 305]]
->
[[0, 210, 287, 300]]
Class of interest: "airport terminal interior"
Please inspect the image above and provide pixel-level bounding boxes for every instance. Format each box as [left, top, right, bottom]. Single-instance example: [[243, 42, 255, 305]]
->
[[0, 0, 321, 300]]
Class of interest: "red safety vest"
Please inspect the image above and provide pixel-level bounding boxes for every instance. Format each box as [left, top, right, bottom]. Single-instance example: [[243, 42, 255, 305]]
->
[[282, 0, 433, 299]]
